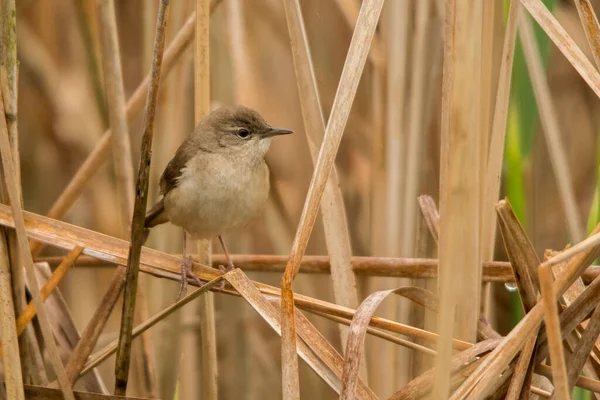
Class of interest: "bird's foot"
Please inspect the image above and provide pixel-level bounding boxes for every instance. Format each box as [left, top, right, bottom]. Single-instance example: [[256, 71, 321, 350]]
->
[[177, 255, 203, 301], [215, 262, 235, 291], [219, 261, 235, 274]]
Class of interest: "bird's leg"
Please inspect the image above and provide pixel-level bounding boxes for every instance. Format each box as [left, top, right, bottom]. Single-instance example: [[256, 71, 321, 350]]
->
[[177, 230, 202, 300], [218, 235, 235, 272]]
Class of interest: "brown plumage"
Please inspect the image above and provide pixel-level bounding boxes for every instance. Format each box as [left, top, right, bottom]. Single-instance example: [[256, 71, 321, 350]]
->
[[144, 104, 293, 299]]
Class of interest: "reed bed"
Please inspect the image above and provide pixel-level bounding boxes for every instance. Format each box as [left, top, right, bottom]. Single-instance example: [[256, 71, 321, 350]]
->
[[6, 0, 600, 399]]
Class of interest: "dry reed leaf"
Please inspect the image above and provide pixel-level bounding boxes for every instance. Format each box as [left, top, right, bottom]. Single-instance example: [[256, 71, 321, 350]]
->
[[534, 274, 600, 360], [547, 248, 600, 389], [0, 204, 477, 351], [390, 339, 501, 400], [288, 290, 470, 351], [496, 198, 541, 311], [289, 305, 376, 399], [519, 0, 600, 100], [456, 206, 600, 398], [339, 287, 438, 399], [279, 1, 384, 398], [519, 13, 584, 242], [566, 303, 600, 392], [505, 332, 538, 399], [538, 264, 570, 399], [308, 309, 437, 357], [8, 205, 600, 394], [541, 231, 600, 271], [573, 0, 600, 69], [495, 199, 544, 398], [548, 250, 588, 307], [282, 0, 359, 354], [535, 365, 600, 393], [417, 195, 440, 243], [477, 313, 502, 342], [450, 306, 544, 399], [225, 269, 377, 399]]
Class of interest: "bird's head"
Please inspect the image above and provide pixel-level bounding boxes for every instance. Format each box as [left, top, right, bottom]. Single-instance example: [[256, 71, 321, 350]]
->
[[200, 105, 293, 157]]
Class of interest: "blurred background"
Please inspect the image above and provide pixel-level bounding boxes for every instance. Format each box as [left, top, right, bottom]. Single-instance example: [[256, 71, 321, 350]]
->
[[9, 0, 600, 398]]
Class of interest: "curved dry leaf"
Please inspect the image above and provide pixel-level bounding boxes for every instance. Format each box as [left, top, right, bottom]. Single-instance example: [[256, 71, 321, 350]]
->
[[227, 269, 377, 399], [339, 286, 439, 399]]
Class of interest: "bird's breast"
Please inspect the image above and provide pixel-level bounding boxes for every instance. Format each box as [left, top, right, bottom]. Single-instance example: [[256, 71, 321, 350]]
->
[[163, 152, 270, 240]]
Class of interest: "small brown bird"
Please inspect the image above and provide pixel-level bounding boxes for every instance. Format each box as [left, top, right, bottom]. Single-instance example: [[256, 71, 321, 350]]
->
[[144, 105, 293, 299]]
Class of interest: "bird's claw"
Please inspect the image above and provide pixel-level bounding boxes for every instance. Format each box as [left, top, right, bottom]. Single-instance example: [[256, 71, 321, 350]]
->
[[177, 255, 203, 301], [216, 263, 235, 291]]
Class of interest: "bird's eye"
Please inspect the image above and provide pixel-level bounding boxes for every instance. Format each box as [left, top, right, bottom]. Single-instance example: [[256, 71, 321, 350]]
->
[[238, 128, 250, 138]]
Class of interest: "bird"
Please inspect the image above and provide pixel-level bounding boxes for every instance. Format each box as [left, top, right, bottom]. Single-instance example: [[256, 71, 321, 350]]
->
[[144, 104, 293, 299]]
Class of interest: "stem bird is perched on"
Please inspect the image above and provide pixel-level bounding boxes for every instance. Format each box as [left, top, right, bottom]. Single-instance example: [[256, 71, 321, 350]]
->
[[144, 104, 293, 298]]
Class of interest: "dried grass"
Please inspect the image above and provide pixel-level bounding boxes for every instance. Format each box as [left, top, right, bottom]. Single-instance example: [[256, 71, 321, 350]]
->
[[8, 0, 600, 398]]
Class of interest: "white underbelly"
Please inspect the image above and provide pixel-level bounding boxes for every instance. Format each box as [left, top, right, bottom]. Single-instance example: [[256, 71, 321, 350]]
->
[[163, 161, 269, 240]]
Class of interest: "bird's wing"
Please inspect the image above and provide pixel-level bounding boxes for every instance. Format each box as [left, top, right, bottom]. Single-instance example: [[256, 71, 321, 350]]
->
[[144, 137, 199, 228], [144, 197, 169, 228], [158, 138, 200, 196]]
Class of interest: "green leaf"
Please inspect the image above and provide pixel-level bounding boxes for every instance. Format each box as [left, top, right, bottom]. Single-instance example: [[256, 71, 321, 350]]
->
[[503, 0, 558, 158]]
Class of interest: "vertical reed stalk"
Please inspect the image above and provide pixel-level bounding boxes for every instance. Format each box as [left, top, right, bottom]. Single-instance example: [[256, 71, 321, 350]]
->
[[0, 1, 30, 377], [478, 0, 495, 317], [281, 0, 360, 359], [384, 0, 409, 261], [191, 1, 218, 399], [96, 0, 135, 231], [73, 0, 109, 127], [1, 0, 20, 188], [482, 0, 520, 283], [539, 265, 570, 399], [400, 2, 431, 384], [279, 1, 384, 398], [97, 1, 158, 395], [150, 2, 188, 398], [372, 1, 410, 394], [0, 230, 23, 399], [114, 0, 171, 394], [367, 56, 390, 395], [0, 1, 26, 394], [401, 0, 431, 260], [519, 13, 584, 243], [0, 91, 75, 399], [434, 0, 481, 397]]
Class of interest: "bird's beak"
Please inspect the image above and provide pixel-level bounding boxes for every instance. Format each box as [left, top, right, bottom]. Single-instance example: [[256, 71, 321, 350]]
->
[[264, 127, 294, 138]]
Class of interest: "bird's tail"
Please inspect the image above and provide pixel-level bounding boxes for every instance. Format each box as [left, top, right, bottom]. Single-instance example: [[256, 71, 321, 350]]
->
[[144, 198, 169, 228]]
